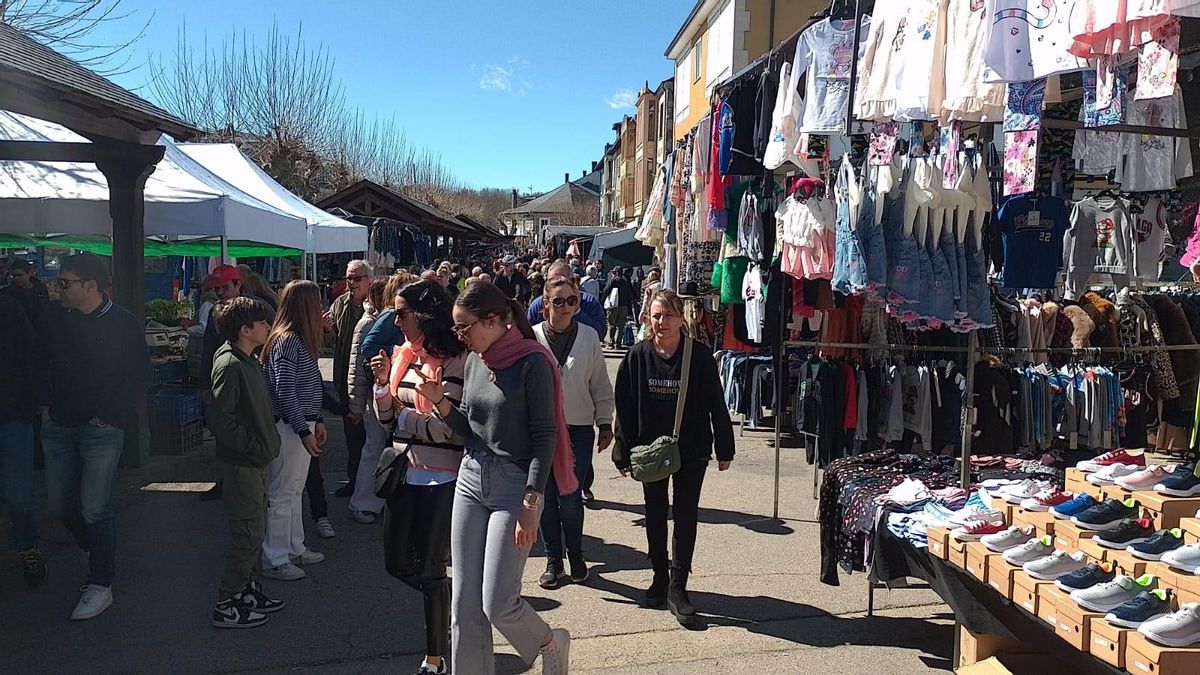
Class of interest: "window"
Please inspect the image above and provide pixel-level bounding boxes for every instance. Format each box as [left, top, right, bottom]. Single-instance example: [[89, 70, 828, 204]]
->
[[539, 217, 550, 228], [692, 38, 702, 82]]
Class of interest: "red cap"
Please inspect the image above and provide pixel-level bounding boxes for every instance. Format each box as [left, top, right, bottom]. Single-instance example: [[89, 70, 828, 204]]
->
[[205, 264, 240, 288]]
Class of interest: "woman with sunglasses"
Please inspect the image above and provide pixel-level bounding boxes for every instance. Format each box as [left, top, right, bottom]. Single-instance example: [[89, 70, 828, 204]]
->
[[369, 279, 466, 675], [410, 282, 574, 675], [531, 278, 614, 589]]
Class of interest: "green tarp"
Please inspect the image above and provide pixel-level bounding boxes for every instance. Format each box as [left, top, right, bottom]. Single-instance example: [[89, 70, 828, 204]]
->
[[0, 235, 301, 258]]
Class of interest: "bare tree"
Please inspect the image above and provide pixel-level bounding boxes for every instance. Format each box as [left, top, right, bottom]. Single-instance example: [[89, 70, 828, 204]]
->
[[0, 0, 151, 73]]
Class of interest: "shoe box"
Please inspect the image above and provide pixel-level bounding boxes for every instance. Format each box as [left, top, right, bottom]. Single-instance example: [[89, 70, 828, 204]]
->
[[1055, 594, 1105, 651], [1147, 562, 1179, 593], [986, 557, 1023, 599], [1014, 508, 1057, 536], [1037, 584, 1072, 628], [1137, 492, 1200, 531], [958, 628, 1042, 669], [1124, 630, 1200, 675], [1012, 571, 1051, 615], [948, 535, 969, 569], [1101, 483, 1137, 503], [1066, 468, 1103, 500], [1054, 521, 1098, 552], [927, 526, 951, 559], [1174, 568, 1200, 606], [1180, 517, 1200, 545], [1078, 536, 1111, 564], [965, 542, 999, 583], [1089, 618, 1133, 669], [957, 654, 1085, 675], [1108, 547, 1151, 577]]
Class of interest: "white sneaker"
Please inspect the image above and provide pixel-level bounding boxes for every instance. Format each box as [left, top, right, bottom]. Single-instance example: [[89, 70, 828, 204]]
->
[[1024, 550, 1088, 580], [999, 480, 1047, 504], [1087, 463, 1139, 486], [290, 549, 325, 565], [70, 584, 113, 620], [946, 506, 1005, 528], [262, 562, 306, 581], [982, 526, 1036, 553], [1162, 544, 1200, 574], [1115, 465, 1175, 490], [316, 517, 336, 538], [1002, 535, 1054, 564], [351, 510, 376, 524], [540, 627, 570, 675], [1071, 574, 1156, 612], [1139, 603, 1200, 647]]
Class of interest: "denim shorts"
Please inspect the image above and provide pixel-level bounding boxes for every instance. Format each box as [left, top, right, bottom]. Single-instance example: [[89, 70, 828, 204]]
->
[[858, 188, 887, 292], [938, 226, 964, 316], [963, 232, 992, 327], [832, 198, 868, 295], [928, 243, 956, 325], [883, 202, 920, 307]]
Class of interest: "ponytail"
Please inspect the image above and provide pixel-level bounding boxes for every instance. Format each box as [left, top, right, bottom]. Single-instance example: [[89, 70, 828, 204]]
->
[[456, 281, 536, 339]]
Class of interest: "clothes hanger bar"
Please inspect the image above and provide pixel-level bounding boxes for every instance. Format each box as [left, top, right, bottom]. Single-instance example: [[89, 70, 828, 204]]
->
[[783, 340, 971, 354]]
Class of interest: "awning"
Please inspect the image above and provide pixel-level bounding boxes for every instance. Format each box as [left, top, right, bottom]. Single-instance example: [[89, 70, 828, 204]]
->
[[177, 143, 367, 254], [0, 233, 300, 257], [591, 224, 653, 267], [0, 111, 309, 250]]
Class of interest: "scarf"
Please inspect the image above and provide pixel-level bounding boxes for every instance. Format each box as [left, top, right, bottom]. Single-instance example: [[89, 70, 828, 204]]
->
[[389, 336, 444, 414], [479, 326, 578, 496]]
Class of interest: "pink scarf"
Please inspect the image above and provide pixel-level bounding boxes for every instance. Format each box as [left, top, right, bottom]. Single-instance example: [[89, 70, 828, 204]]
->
[[389, 336, 444, 414], [480, 326, 578, 496]]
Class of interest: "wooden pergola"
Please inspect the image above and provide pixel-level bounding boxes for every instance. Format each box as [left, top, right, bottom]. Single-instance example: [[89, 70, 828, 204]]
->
[[0, 23, 198, 321]]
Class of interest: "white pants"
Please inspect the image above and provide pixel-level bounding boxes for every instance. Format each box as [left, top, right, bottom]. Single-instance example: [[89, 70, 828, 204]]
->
[[262, 420, 313, 568], [349, 407, 387, 514]]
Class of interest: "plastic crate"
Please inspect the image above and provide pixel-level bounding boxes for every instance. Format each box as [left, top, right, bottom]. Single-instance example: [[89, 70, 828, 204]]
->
[[151, 360, 187, 386], [151, 421, 203, 456], [148, 388, 203, 425]]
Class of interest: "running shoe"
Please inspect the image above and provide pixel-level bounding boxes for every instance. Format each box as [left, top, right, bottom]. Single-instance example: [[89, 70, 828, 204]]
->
[[1138, 603, 1200, 647], [1128, 529, 1185, 561], [982, 525, 1036, 553], [1162, 544, 1200, 574], [1115, 464, 1176, 491], [1155, 464, 1200, 498], [1105, 589, 1173, 629], [1025, 550, 1088, 580], [952, 519, 1007, 542], [1078, 450, 1146, 473], [1055, 562, 1116, 592], [1002, 535, 1055, 565], [1070, 574, 1156, 612], [1093, 518, 1156, 549], [998, 480, 1048, 505], [1087, 463, 1140, 486], [1050, 493, 1097, 520], [945, 505, 1005, 528], [1020, 489, 1071, 512], [1071, 498, 1140, 531]]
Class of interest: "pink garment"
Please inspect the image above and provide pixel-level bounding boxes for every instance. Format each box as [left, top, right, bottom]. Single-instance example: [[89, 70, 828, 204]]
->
[[800, 229, 836, 280], [1178, 202, 1200, 267], [1135, 17, 1180, 100], [478, 326, 578, 496], [389, 337, 444, 414], [1003, 130, 1038, 196], [1070, 0, 1172, 58]]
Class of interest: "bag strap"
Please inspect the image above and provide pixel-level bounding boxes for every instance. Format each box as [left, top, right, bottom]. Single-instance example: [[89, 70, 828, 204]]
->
[[672, 337, 693, 440]]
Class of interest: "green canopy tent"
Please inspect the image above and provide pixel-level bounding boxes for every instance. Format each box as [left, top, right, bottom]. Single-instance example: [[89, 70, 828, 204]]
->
[[0, 233, 301, 258]]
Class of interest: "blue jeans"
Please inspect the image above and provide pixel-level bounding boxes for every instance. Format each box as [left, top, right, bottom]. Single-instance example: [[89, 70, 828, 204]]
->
[[42, 420, 124, 587], [539, 425, 594, 560], [0, 419, 38, 551]]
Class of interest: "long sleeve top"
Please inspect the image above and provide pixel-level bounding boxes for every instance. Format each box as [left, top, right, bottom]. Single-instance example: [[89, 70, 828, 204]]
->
[[347, 305, 379, 416], [533, 322, 615, 427], [359, 309, 405, 370], [263, 334, 324, 439], [208, 342, 280, 467], [440, 352, 558, 493], [376, 351, 467, 474], [611, 339, 735, 469], [324, 292, 363, 405], [526, 292, 607, 336]]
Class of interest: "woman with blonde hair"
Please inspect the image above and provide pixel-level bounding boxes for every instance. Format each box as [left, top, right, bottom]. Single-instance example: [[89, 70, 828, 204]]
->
[[237, 264, 279, 310], [260, 280, 329, 581], [612, 288, 734, 627]]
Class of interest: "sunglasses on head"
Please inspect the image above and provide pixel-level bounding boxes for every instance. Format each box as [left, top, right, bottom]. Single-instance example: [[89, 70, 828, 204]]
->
[[549, 296, 579, 308]]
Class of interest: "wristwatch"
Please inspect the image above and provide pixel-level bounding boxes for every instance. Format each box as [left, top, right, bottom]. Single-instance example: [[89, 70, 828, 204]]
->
[[522, 490, 542, 509]]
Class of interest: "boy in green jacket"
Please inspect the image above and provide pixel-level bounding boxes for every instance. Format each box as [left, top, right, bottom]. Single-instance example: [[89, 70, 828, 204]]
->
[[207, 297, 283, 628]]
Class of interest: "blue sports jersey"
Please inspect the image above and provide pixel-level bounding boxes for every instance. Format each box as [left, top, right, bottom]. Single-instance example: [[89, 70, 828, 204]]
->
[[999, 195, 1070, 289]]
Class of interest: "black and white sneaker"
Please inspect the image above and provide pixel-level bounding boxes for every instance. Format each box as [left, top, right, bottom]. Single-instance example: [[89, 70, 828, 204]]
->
[[241, 580, 286, 613], [212, 597, 269, 629], [413, 660, 447, 674]]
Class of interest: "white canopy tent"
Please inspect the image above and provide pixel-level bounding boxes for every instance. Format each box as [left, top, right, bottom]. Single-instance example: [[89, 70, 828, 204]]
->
[[0, 111, 308, 250], [178, 143, 367, 254]]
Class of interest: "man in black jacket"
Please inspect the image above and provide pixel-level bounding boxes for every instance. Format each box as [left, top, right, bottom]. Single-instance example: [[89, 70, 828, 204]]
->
[[2, 259, 49, 321], [601, 267, 634, 349], [0, 293, 45, 587], [36, 253, 151, 621]]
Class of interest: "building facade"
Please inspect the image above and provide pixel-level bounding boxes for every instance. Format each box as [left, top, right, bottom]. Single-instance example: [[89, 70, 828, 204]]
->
[[634, 84, 659, 220], [599, 140, 621, 227]]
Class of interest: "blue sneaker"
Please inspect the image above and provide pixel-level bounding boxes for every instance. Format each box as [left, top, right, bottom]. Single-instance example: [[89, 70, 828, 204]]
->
[[1105, 589, 1173, 629], [1050, 493, 1097, 520], [1155, 464, 1200, 497], [1072, 498, 1140, 531], [1129, 529, 1186, 561], [1056, 562, 1116, 592]]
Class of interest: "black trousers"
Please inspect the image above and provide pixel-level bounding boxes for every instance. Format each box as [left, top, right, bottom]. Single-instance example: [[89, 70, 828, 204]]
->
[[305, 456, 327, 521], [344, 415, 366, 486], [384, 480, 455, 658], [642, 459, 708, 575]]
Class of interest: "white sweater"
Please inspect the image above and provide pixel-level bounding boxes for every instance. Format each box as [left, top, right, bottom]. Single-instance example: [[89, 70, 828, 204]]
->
[[533, 321, 615, 428]]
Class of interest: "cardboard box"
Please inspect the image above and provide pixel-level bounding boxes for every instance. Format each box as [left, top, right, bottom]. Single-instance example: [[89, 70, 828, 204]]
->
[[958, 629, 1040, 668], [1102, 483, 1138, 503], [948, 536, 968, 569], [1174, 568, 1200, 603], [1108, 548, 1150, 577], [1147, 562, 1179, 592], [957, 654, 1080, 675], [1138, 492, 1200, 531], [1056, 594, 1104, 651], [1013, 571, 1049, 615], [1014, 508, 1057, 536], [1125, 630, 1200, 675], [1090, 618, 1133, 668], [1078, 536, 1111, 563], [1054, 521, 1098, 552], [1177, 584, 1200, 608], [987, 557, 1022, 598], [965, 541, 997, 582], [1038, 584, 1070, 628], [1179, 517, 1200, 545], [1065, 468, 1089, 496], [928, 526, 951, 559]]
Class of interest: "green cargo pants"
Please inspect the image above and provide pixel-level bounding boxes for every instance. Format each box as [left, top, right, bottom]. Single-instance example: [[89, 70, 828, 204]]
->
[[219, 463, 267, 601]]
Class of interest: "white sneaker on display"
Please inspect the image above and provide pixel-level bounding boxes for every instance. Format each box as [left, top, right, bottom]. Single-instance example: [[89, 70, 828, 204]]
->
[[1087, 464, 1140, 486]]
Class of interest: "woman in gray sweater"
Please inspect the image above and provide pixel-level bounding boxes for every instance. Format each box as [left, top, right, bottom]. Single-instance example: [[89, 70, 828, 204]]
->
[[413, 282, 572, 675]]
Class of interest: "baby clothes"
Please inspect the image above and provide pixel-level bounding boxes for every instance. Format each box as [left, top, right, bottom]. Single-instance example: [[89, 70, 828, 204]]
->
[[983, 0, 1089, 83], [855, 0, 945, 121], [1063, 196, 1136, 301], [941, 0, 1005, 121], [1116, 87, 1193, 192], [791, 16, 873, 133]]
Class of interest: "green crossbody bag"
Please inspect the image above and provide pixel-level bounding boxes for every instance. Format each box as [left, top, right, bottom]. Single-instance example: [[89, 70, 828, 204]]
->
[[629, 337, 692, 483]]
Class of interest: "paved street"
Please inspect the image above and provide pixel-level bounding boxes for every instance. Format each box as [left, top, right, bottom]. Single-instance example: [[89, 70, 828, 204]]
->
[[1, 353, 954, 674]]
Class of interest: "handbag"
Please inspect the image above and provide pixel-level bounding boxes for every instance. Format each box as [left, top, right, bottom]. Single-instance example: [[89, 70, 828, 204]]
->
[[629, 337, 692, 483], [373, 444, 410, 500]]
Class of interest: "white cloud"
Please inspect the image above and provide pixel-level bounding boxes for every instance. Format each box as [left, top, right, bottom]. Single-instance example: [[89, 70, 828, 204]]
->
[[605, 87, 638, 109], [475, 57, 531, 96]]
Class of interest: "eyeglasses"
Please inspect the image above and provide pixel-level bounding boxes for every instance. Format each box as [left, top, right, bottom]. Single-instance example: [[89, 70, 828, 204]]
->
[[549, 296, 580, 308], [55, 277, 85, 290], [452, 319, 481, 336], [345, 274, 368, 283]]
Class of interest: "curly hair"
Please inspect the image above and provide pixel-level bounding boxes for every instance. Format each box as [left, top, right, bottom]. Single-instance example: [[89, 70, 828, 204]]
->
[[398, 279, 463, 359]]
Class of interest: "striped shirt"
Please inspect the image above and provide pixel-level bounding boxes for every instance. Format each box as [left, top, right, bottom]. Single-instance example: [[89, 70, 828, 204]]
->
[[379, 350, 467, 474], [264, 333, 324, 438]]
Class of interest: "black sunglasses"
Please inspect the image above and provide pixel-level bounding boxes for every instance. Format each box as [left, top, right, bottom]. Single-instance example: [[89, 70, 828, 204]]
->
[[550, 296, 580, 308]]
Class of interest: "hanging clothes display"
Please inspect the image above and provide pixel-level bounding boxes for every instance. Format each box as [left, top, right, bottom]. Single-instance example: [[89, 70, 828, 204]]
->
[[790, 15, 873, 133], [854, 0, 946, 122], [982, 0, 1090, 83]]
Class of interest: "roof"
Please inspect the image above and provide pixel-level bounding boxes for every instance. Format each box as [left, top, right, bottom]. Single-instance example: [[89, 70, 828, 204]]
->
[[499, 182, 599, 216], [665, 0, 714, 59], [316, 179, 490, 238], [0, 23, 197, 141], [454, 213, 507, 239]]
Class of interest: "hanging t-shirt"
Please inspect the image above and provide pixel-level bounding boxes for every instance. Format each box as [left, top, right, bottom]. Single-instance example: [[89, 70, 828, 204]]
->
[[741, 263, 765, 343], [1131, 196, 1169, 281], [941, 0, 1006, 121], [998, 194, 1070, 289], [982, 0, 1089, 83], [1116, 87, 1193, 192], [790, 16, 873, 133], [1063, 196, 1136, 301], [854, 0, 945, 122], [902, 365, 932, 452]]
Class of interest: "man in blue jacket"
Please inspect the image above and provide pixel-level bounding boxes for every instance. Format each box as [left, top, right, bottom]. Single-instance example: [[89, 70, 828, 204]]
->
[[525, 260, 607, 336]]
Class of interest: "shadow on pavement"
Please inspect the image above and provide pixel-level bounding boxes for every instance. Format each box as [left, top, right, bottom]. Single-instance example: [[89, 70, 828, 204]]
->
[[587, 498, 797, 535]]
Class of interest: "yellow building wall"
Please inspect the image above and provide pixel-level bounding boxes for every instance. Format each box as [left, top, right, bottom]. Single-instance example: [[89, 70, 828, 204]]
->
[[744, 0, 823, 59], [673, 33, 708, 141]]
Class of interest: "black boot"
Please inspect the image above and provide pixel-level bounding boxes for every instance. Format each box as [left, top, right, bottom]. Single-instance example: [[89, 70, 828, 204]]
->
[[667, 569, 698, 627], [644, 569, 669, 609]]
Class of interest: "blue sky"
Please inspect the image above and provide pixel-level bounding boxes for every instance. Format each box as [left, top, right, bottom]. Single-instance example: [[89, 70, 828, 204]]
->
[[85, 0, 693, 193]]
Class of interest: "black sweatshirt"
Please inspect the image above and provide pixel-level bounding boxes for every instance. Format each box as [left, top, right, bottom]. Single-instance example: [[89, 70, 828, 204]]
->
[[0, 294, 34, 424], [611, 338, 735, 469], [35, 298, 152, 428]]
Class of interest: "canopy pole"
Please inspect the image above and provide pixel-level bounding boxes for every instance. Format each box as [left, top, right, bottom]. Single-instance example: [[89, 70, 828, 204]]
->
[[221, 236, 229, 264]]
